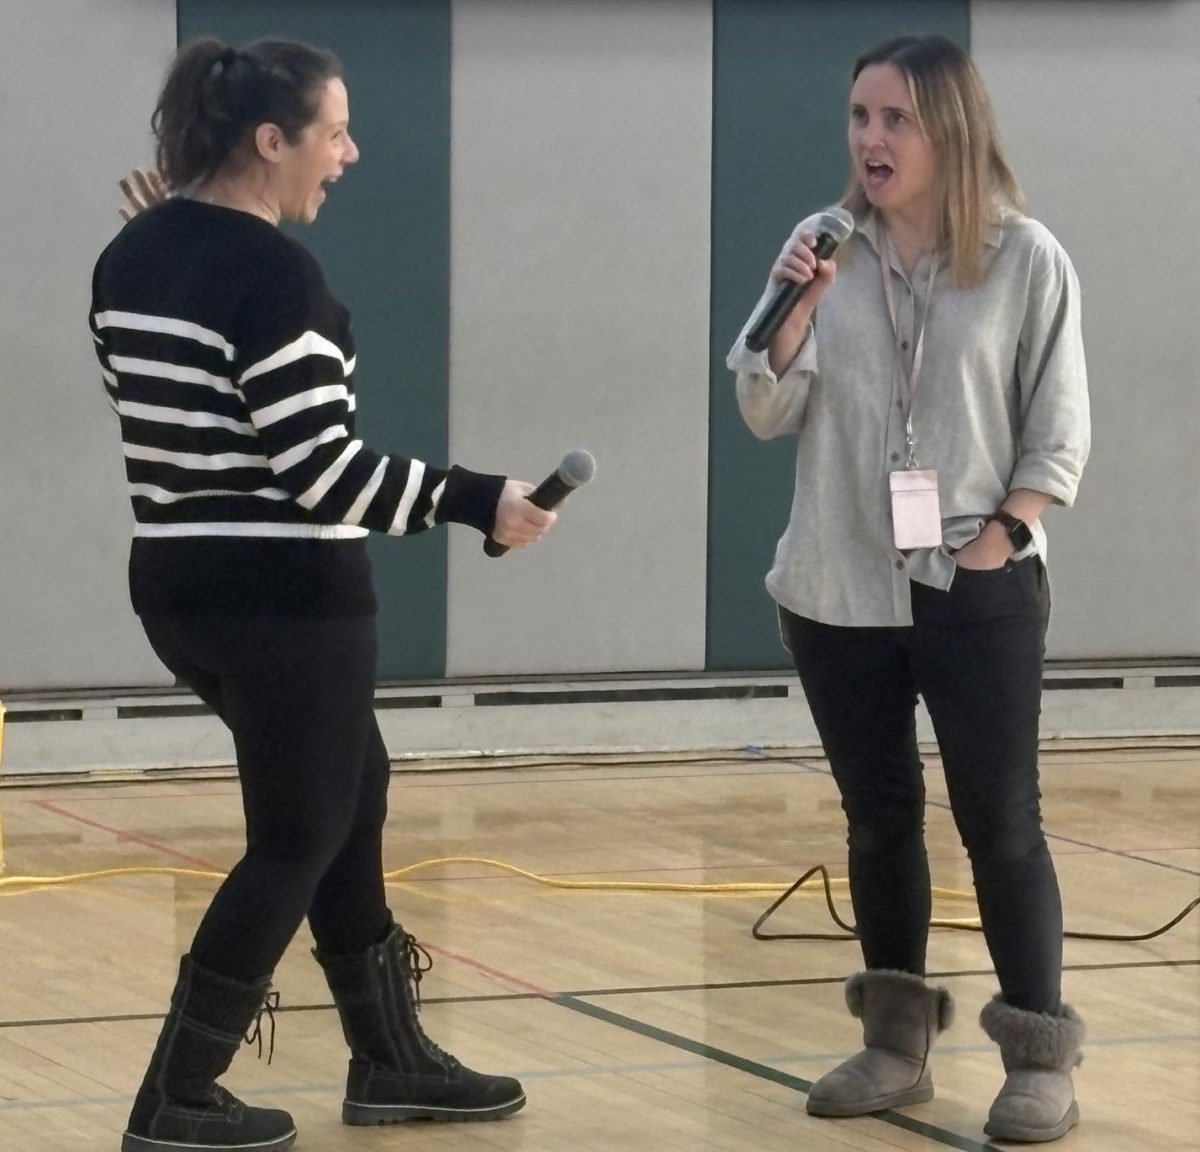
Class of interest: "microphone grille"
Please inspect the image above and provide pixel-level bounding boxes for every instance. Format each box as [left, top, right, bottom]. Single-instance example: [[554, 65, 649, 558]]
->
[[559, 449, 597, 488], [820, 205, 856, 242]]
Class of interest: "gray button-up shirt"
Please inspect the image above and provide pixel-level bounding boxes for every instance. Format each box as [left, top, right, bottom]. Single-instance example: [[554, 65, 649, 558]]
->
[[727, 207, 1090, 627]]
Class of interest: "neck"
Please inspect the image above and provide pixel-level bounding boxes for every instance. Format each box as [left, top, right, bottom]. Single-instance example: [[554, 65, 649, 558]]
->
[[192, 173, 280, 226], [879, 204, 937, 274], [881, 195, 936, 239]]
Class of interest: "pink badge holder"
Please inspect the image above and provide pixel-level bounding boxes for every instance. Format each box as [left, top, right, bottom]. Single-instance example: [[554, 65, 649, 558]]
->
[[889, 469, 943, 550]]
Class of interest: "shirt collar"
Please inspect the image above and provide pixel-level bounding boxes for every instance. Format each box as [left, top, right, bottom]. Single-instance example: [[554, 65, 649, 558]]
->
[[852, 206, 1006, 253]]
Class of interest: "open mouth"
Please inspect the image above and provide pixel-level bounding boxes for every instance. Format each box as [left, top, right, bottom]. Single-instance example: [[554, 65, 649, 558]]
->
[[864, 160, 894, 187]]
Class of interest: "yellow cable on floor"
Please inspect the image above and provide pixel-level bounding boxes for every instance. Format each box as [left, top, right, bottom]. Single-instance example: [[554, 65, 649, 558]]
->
[[381, 857, 983, 929], [0, 855, 981, 927], [388, 856, 976, 902], [390, 856, 794, 893], [0, 864, 225, 886], [0, 699, 6, 874]]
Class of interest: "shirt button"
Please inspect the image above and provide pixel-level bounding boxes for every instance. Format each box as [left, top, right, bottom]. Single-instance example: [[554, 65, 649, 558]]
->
[[895, 559, 905, 570], [901, 341, 909, 350], [890, 452, 900, 463]]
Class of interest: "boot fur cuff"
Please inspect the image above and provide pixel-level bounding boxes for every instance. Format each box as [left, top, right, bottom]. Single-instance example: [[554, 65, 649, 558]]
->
[[844, 969, 955, 1032], [979, 995, 1085, 1070]]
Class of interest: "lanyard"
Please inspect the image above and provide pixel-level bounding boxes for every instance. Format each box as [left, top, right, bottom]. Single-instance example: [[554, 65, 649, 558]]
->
[[878, 218, 937, 468]]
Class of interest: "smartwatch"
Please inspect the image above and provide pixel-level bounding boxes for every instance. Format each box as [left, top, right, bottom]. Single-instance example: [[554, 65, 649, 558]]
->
[[987, 510, 1033, 552]]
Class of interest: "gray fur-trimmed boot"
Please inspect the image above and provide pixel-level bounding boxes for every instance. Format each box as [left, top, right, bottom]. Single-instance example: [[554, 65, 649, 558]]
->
[[806, 969, 954, 1116], [980, 996, 1084, 1143]]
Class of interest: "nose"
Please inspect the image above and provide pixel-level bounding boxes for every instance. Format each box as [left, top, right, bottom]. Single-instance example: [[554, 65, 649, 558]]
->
[[849, 120, 876, 157], [344, 133, 361, 165], [863, 118, 889, 153]]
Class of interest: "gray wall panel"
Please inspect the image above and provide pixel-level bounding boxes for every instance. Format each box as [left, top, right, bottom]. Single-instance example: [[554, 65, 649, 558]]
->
[[5, 0, 1193, 700], [0, 0, 177, 691], [973, 0, 1200, 659], [446, 0, 713, 676]]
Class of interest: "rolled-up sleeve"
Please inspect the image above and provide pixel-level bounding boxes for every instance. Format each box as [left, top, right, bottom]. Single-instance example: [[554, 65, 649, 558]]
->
[[1011, 244, 1091, 506], [727, 279, 819, 440]]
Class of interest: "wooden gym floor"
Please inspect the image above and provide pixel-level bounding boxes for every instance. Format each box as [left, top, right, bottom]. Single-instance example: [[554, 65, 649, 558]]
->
[[0, 743, 1196, 1151]]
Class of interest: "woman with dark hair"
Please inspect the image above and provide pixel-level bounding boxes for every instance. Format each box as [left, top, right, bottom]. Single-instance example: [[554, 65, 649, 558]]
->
[[728, 35, 1090, 1143], [92, 37, 549, 1152]]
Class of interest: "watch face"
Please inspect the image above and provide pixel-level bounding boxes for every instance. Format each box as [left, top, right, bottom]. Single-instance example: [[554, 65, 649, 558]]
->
[[1010, 521, 1033, 550]]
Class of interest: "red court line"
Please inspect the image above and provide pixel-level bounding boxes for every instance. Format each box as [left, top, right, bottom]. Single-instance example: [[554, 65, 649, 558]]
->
[[33, 799, 557, 998], [421, 942, 557, 1000], [32, 800, 223, 872]]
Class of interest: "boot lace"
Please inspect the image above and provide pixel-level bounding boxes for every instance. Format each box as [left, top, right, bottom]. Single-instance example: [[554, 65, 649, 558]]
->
[[204, 1083, 246, 1119], [243, 989, 279, 1065], [396, 932, 461, 1070]]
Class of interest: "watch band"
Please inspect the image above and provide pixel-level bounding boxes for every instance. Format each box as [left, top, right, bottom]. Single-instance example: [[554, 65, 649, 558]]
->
[[987, 510, 1033, 550]]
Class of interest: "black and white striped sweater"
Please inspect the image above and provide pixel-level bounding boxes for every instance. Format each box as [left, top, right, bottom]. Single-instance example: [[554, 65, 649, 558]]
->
[[90, 199, 502, 615]]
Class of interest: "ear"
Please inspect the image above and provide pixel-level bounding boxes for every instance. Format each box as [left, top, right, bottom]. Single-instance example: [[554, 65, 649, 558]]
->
[[253, 122, 288, 165]]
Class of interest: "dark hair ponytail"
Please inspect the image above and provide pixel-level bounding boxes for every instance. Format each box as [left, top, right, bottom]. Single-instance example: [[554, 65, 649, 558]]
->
[[152, 36, 343, 190]]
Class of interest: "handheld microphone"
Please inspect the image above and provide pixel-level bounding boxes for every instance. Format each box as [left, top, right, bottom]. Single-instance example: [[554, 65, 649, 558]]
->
[[483, 448, 597, 558], [744, 206, 855, 353]]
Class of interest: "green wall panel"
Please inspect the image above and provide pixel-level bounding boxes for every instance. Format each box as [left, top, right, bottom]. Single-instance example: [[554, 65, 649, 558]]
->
[[177, 0, 452, 680], [707, 0, 970, 671]]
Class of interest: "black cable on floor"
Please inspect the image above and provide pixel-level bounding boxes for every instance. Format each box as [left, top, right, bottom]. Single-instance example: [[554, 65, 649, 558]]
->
[[752, 863, 1200, 944]]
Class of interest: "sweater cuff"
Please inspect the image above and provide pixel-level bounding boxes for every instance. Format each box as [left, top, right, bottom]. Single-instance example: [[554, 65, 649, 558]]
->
[[435, 465, 506, 535]]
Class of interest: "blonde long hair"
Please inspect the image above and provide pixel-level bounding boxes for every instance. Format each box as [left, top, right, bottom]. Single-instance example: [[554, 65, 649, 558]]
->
[[842, 35, 1025, 286]]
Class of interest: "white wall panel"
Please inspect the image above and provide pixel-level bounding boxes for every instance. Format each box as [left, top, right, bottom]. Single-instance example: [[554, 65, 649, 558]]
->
[[446, 0, 713, 676], [973, 0, 1200, 658], [0, 0, 176, 690]]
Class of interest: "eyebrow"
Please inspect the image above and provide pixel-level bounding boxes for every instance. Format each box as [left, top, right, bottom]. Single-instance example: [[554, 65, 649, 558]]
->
[[849, 102, 911, 115]]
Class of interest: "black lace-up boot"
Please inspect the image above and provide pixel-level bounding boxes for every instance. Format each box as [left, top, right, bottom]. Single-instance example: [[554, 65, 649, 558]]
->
[[121, 955, 296, 1152], [314, 921, 526, 1124]]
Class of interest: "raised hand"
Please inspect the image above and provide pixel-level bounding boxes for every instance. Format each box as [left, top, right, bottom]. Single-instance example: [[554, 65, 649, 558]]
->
[[118, 169, 168, 221]]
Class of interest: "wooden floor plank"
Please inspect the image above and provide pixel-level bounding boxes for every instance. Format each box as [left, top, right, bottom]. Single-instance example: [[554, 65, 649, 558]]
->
[[0, 747, 1196, 1150]]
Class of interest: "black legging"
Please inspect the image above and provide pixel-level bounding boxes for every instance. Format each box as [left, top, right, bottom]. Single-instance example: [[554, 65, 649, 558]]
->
[[781, 556, 1063, 1014], [141, 612, 393, 981]]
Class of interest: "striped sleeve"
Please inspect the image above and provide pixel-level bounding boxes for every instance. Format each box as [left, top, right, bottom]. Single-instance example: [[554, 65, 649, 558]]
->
[[89, 272, 119, 414], [237, 253, 504, 536]]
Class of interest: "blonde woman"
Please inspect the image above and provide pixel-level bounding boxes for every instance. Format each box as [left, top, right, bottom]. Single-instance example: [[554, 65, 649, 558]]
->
[[728, 35, 1089, 1143]]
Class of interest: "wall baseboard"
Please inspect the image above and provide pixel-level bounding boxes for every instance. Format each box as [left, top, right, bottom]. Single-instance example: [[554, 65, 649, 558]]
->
[[3, 664, 1199, 781]]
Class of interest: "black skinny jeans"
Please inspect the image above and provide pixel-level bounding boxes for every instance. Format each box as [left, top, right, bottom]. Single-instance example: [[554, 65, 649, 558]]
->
[[781, 556, 1062, 1013], [141, 612, 393, 982]]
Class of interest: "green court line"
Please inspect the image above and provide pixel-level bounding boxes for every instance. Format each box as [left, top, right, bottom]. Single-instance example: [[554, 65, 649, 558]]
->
[[4, 957, 1195, 1028], [555, 992, 994, 1152]]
